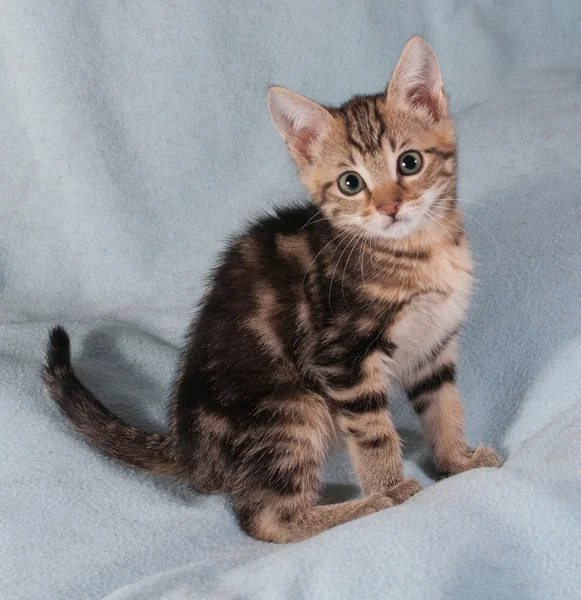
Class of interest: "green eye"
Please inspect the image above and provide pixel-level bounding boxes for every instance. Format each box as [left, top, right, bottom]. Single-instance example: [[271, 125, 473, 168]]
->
[[398, 151, 423, 176], [338, 172, 366, 195]]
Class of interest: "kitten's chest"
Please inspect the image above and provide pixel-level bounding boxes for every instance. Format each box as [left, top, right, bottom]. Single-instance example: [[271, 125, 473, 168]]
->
[[380, 247, 473, 380]]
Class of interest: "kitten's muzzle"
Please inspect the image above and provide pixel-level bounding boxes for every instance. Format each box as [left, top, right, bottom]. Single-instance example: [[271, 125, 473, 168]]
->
[[376, 200, 402, 218]]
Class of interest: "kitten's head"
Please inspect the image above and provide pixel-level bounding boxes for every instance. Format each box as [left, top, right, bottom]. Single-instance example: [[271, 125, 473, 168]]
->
[[268, 36, 456, 240]]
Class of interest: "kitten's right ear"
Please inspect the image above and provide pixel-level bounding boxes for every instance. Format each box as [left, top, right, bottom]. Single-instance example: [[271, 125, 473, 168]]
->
[[267, 86, 331, 165], [387, 36, 448, 121]]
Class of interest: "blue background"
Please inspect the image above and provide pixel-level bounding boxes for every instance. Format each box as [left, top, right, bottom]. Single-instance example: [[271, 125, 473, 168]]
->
[[1, 2, 580, 598]]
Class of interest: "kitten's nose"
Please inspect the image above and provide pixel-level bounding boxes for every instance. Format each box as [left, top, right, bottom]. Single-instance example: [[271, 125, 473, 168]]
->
[[376, 200, 401, 217]]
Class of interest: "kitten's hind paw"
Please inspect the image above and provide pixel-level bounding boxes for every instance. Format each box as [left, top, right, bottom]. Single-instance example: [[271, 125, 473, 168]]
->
[[384, 478, 421, 505], [365, 493, 396, 512]]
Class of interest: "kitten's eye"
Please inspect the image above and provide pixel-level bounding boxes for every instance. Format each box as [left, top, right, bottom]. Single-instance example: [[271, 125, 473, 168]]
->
[[398, 151, 423, 176], [338, 172, 366, 195]]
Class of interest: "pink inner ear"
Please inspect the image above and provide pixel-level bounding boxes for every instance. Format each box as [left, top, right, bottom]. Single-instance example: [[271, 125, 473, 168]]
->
[[293, 127, 319, 161], [269, 89, 325, 163], [407, 84, 442, 120]]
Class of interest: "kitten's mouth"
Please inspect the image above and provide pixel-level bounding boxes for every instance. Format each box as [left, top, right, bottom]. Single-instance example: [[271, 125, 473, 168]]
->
[[380, 214, 412, 228], [359, 212, 419, 240]]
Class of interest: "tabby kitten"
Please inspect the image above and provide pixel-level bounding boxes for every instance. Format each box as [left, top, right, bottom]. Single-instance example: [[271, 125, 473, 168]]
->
[[44, 37, 500, 544]]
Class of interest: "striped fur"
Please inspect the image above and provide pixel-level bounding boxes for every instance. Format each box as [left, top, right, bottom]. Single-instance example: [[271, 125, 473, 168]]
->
[[43, 37, 500, 544]]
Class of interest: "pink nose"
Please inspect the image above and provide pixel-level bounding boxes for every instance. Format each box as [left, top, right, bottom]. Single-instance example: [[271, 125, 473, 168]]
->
[[376, 200, 401, 217]]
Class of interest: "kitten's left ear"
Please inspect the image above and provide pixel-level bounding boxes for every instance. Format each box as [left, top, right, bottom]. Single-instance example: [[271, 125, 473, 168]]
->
[[387, 36, 448, 121], [267, 86, 331, 165]]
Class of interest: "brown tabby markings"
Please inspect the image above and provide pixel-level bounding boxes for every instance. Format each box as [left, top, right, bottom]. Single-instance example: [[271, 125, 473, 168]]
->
[[246, 287, 285, 359], [43, 37, 501, 545]]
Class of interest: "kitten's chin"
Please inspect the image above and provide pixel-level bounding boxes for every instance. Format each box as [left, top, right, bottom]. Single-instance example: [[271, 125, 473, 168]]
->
[[363, 215, 422, 240]]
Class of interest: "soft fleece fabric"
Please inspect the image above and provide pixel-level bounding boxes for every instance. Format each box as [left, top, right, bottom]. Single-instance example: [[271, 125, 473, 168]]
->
[[1, 2, 581, 599]]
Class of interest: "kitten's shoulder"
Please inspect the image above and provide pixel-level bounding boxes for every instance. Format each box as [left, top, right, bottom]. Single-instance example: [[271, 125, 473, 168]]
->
[[246, 201, 320, 238], [212, 202, 320, 272], [212, 202, 321, 283]]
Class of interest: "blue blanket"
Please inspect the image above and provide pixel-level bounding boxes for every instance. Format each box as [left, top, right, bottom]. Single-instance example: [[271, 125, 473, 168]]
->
[[2, 2, 581, 599]]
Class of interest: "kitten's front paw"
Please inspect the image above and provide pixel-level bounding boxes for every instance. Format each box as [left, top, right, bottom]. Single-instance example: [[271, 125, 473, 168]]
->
[[466, 446, 502, 469], [384, 478, 422, 504], [441, 446, 502, 475]]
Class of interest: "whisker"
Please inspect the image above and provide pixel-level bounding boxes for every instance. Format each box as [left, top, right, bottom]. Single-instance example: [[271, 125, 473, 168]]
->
[[428, 205, 500, 252], [328, 229, 361, 312], [456, 197, 494, 211], [439, 193, 495, 212], [360, 233, 367, 282], [296, 208, 324, 233], [426, 207, 461, 230], [341, 230, 366, 307], [370, 232, 381, 276], [301, 228, 352, 298], [428, 196, 500, 251], [424, 211, 457, 246], [360, 233, 370, 283], [298, 213, 361, 233], [463, 212, 501, 252], [436, 195, 499, 249]]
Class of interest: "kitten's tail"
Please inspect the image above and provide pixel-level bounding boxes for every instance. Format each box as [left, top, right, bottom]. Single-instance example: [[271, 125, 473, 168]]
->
[[43, 326, 176, 476]]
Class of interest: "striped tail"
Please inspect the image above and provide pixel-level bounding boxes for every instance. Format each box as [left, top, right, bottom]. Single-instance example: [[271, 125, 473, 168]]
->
[[43, 326, 176, 476]]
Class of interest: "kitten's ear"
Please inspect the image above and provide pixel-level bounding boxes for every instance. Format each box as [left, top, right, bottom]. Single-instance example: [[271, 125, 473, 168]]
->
[[387, 36, 448, 121], [267, 86, 331, 164]]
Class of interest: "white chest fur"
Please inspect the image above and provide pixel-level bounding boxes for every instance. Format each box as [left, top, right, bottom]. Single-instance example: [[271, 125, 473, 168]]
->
[[387, 245, 473, 383]]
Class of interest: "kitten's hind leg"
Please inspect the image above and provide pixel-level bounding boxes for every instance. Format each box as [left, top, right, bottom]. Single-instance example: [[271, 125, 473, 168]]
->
[[230, 391, 393, 543], [236, 494, 393, 543]]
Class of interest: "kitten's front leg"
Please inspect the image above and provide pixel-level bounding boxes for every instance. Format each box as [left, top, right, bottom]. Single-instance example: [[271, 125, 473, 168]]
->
[[337, 397, 421, 504], [404, 336, 501, 474]]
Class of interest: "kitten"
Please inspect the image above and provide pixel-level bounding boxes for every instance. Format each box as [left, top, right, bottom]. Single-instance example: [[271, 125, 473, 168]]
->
[[44, 37, 501, 544]]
